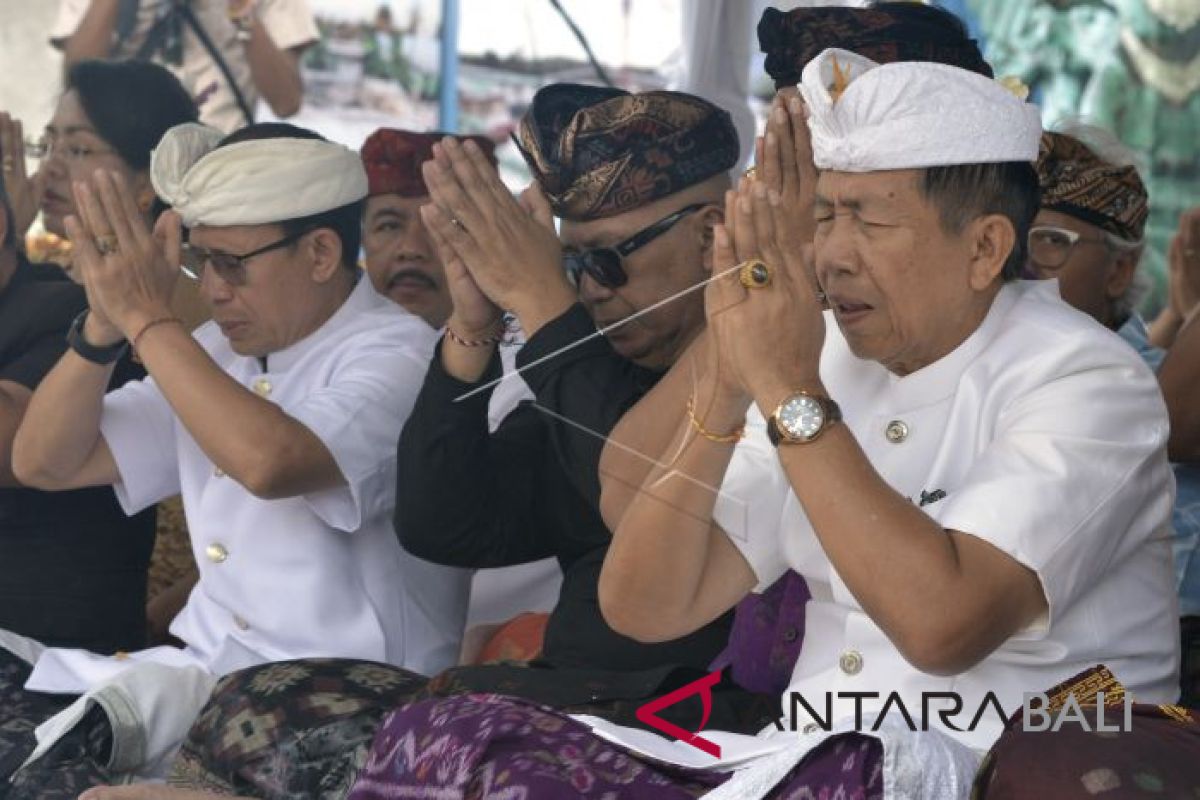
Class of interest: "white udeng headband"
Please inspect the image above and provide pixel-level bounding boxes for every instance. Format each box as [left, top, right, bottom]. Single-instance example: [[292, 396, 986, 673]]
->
[[150, 122, 369, 228], [799, 48, 1042, 172]]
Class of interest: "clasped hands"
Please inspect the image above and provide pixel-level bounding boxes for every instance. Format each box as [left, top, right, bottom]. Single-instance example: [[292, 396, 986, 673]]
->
[[419, 137, 573, 338], [697, 93, 827, 418], [62, 170, 181, 347]]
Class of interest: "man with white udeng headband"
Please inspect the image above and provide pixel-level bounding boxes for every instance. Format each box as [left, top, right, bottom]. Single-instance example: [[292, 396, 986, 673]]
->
[[596, 49, 1181, 794], [2, 121, 469, 785], [343, 50, 1180, 797]]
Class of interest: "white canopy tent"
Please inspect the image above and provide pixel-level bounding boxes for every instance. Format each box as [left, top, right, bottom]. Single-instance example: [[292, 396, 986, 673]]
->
[[671, 0, 868, 171]]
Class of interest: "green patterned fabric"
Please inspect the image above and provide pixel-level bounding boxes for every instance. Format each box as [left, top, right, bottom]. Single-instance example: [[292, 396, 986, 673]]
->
[[967, 0, 1199, 315]]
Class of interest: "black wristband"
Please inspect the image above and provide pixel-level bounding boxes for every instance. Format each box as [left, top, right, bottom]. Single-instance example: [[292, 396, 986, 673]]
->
[[67, 310, 129, 366]]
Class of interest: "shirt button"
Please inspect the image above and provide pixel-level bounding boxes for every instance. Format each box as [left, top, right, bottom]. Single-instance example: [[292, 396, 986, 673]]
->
[[885, 420, 909, 444], [782, 627, 799, 643], [213, 467, 225, 478], [253, 378, 272, 397], [233, 614, 250, 631], [205, 543, 229, 564], [839, 649, 864, 676], [802, 723, 820, 734]]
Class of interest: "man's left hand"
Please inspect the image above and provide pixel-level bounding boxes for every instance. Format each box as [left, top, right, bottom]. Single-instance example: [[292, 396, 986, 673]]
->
[[421, 137, 573, 334], [706, 177, 826, 408], [65, 170, 180, 340]]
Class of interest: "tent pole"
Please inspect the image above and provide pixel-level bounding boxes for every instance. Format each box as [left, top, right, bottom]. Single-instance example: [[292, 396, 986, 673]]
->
[[439, 0, 460, 131]]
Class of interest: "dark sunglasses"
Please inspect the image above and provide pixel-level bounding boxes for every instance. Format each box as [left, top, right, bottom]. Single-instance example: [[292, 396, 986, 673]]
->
[[180, 228, 312, 286], [563, 203, 707, 289]]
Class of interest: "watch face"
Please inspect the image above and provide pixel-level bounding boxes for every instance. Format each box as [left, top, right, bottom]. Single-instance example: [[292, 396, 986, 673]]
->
[[780, 394, 825, 440]]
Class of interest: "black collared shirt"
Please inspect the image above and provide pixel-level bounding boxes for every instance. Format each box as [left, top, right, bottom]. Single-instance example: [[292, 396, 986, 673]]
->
[[397, 303, 732, 672], [0, 254, 155, 653]]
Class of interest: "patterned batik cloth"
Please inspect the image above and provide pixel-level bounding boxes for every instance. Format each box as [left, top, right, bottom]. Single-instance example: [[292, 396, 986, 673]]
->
[[360, 129, 496, 198], [0, 648, 113, 800], [756, 4, 994, 88], [166, 656, 779, 798], [169, 658, 429, 799], [972, 666, 1200, 799], [347, 693, 884, 800], [513, 83, 740, 222], [1037, 131, 1149, 242]]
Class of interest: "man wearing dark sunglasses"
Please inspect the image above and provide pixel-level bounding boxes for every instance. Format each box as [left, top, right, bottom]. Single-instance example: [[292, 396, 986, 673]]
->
[[389, 84, 778, 734]]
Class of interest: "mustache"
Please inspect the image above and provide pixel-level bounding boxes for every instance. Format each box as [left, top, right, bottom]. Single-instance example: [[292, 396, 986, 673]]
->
[[386, 268, 437, 290]]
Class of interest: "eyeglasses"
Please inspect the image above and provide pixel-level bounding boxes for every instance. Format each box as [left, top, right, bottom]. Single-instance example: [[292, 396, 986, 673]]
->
[[1027, 225, 1111, 272], [180, 229, 312, 286], [24, 136, 117, 163], [563, 203, 707, 289]]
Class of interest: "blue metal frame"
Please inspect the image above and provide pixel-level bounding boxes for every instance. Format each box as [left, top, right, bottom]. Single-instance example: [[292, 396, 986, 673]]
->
[[439, 0, 460, 131]]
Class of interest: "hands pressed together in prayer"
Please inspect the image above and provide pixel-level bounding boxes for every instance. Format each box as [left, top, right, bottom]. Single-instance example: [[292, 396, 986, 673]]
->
[[419, 136, 574, 340], [1168, 206, 1200, 322], [752, 91, 818, 257], [700, 175, 826, 416], [692, 91, 826, 426], [63, 170, 181, 349], [0, 111, 45, 240], [1150, 205, 1200, 349]]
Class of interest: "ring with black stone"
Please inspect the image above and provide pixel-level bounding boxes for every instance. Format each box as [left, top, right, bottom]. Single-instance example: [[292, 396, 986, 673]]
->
[[738, 259, 772, 289]]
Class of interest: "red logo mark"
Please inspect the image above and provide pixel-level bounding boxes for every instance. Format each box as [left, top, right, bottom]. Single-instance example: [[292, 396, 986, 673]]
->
[[635, 669, 723, 757]]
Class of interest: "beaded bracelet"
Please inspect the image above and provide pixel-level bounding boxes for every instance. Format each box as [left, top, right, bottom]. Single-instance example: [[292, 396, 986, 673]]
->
[[685, 395, 745, 444], [131, 316, 182, 352], [445, 326, 503, 348]]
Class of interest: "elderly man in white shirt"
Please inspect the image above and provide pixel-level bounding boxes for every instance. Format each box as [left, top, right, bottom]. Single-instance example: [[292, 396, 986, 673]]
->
[[0, 121, 469, 789], [586, 50, 1179, 796]]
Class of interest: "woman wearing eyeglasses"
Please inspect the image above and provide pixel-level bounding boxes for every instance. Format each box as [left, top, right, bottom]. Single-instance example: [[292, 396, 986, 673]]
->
[[0, 59, 199, 659], [12, 60, 208, 329]]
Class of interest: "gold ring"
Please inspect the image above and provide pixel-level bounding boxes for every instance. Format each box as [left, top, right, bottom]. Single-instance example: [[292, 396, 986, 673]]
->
[[738, 259, 771, 289], [743, 165, 757, 180], [95, 234, 119, 256]]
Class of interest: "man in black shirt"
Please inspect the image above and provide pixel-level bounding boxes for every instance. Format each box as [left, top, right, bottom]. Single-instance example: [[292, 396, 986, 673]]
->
[[397, 85, 745, 697], [0, 168, 155, 654]]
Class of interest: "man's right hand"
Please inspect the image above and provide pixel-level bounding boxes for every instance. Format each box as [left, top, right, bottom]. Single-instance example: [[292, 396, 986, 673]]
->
[[423, 199, 504, 383], [423, 201, 504, 338], [431, 219, 504, 335]]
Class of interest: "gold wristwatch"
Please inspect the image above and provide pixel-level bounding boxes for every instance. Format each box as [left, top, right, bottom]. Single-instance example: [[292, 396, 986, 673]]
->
[[767, 390, 841, 446]]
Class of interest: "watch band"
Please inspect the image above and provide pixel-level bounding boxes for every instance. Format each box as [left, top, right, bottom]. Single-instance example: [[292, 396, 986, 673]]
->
[[767, 391, 842, 446], [67, 310, 129, 366]]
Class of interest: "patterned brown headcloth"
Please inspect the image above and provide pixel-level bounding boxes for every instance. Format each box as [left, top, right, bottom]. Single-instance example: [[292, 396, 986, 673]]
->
[[513, 84, 740, 221], [1037, 131, 1148, 242], [757, 3, 993, 89], [360, 129, 497, 198]]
